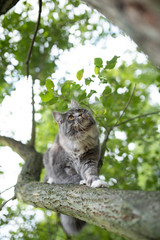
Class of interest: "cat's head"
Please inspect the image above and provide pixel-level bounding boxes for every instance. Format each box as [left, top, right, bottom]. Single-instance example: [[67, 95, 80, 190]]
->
[[52, 100, 97, 139]]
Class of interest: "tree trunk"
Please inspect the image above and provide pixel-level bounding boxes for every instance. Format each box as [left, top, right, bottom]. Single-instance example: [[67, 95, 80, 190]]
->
[[0, 0, 160, 67]]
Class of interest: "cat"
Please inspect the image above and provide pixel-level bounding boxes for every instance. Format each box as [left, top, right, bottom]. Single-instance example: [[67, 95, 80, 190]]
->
[[43, 99, 107, 235]]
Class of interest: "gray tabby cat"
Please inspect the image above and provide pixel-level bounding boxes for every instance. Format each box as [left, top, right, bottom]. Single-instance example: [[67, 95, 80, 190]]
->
[[43, 99, 107, 235]]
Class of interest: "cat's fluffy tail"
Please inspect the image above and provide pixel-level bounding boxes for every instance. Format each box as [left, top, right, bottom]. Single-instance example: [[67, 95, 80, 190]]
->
[[60, 214, 85, 236]]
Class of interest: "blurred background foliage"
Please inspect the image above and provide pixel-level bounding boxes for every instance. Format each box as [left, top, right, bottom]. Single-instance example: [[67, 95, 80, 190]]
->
[[0, 0, 160, 239]]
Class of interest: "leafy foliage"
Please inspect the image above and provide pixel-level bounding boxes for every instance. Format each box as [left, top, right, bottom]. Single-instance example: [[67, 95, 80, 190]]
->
[[0, 0, 115, 102]]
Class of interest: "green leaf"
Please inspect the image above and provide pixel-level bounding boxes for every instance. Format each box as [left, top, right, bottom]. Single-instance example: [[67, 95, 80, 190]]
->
[[40, 91, 54, 102], [45, 79, 54, 92], [0, 198, 4, 205], [156, 75, 160, 83], [94, 58, 103, 68], [102, 86, 112, 97], [78, 91, 87, 101], [105, 56, 120, 69], [76, 69, 84, 80], [94, 66, 100, 74], [85, 77, 93, 85], [61, 81, 73, 95], [111, 33, 117, 38], [88, 90, 96, 98]]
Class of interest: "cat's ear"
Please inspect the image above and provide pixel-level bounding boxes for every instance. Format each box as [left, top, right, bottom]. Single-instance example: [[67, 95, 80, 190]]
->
[[52, 112, 63, 125], [71, 99, 80, 109]]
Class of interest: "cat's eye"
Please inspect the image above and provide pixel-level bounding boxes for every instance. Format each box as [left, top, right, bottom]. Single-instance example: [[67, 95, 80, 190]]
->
[[68, 115, 74, 120]]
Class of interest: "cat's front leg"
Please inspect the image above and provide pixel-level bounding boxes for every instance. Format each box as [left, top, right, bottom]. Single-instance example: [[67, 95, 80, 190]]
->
[[79, 162, 108, 188]]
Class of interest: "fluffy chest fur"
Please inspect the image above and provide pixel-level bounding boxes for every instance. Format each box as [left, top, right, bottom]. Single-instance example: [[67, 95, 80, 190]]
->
[[59, 123, 99, 157]]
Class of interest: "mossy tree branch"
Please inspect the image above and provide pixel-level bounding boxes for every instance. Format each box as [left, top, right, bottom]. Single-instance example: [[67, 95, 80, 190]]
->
[[15, 180, 160, 240]]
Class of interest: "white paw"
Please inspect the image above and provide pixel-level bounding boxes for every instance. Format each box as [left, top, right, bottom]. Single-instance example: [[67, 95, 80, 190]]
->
[[47, 177, 54, 184], [91, 179, 108, 188], [99, 175, 105, 181], [80, 179, 86, 185]]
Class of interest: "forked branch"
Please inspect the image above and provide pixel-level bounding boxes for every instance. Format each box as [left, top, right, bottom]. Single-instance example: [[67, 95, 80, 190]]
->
[[0, 135, 36, 160], [100, 85, 136, 163]]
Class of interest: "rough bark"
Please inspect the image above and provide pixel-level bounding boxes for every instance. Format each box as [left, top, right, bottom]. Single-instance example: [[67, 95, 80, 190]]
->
[[0, 0, 160, 67], [15, 181, 160, 240]]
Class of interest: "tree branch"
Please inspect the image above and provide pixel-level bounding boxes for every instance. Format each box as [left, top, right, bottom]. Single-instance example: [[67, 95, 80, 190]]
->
[[83, 0, 160, 67], [1, 0, 160, 66], [116, 110, 160, 127], [0, 184, 15, 194], [0, 0, 19, 15], [0, 135, 32, 160], [29, 78, 36, 147], [99, 109, 160, 163], [0, 135, 43, 163], [15, 180, 160, 240], [100, 85, 136, 164], [111, 85, 137, 131], [25, 0, 42, 77], [0, 195, 16, 210]]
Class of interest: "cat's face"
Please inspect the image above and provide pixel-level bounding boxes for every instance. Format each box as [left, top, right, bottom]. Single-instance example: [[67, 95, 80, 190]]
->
[[53, 104, 96, 139]]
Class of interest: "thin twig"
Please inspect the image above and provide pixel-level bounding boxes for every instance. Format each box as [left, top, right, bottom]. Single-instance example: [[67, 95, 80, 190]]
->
[[25, 0, 42, 77], [116, 110, 160, 127], [100, 85, 136, 164], [29, 78, 36, 147], [0, 195, 16, 210], [0, 185, 15, 195], [110, 84, 137, 132]]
